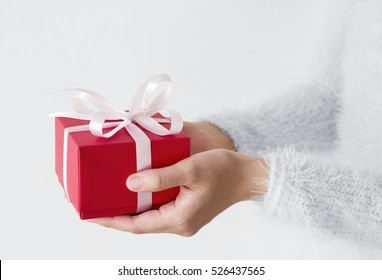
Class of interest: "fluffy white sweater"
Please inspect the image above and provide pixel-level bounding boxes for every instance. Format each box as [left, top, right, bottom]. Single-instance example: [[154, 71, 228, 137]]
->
[[208, 0, 382, 258]]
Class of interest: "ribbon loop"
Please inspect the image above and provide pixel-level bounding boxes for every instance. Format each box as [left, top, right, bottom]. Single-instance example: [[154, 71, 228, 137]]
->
[[50, 74, 183, 137]]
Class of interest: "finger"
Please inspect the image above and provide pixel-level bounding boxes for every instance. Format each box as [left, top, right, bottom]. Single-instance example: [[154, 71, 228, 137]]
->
[[87, 203, 177, 234], [126, 158, 192, 192]]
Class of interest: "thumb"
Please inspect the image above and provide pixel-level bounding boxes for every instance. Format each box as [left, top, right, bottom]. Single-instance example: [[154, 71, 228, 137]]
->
[[126, 161, 188, 192]]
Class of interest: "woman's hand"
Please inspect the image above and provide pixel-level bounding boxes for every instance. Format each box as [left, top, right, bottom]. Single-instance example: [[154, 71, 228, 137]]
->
[[182, 121, 236, 154], [89, 149, 268, 236]]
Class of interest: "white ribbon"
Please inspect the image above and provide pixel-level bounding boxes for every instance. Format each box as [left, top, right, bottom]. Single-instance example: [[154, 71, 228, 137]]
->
[[51, 74, 183, 213]]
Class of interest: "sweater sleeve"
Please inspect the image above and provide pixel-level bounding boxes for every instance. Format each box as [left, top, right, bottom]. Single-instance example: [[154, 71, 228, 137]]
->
[[206, 84, 340, 155], [262, 147, 382, 251]]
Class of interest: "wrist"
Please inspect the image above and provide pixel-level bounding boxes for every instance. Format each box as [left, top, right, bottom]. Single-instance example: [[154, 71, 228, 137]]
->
[[236, 153, 269, 202]]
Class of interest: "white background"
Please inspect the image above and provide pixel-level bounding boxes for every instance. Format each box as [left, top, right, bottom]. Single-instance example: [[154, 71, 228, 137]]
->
[[3, 260, 382, 280], [0, 0, 326, 259]]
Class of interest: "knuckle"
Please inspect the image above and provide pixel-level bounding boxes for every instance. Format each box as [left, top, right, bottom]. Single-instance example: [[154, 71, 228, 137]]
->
[[184, 149, 233, 184], [130, 227, 143, 235], [102, 222, 113, 229], [99, 218, 115, 229], [179, 227, 197, 237], [184, 158, 202, 183], [148, 172, 163, 189], [214, 148, 231, 160], [129, 217, 145, 234], [175, 215, 198, 237]]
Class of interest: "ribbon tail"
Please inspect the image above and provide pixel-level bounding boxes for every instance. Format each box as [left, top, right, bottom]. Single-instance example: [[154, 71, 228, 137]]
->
[[125, 124, 153, 213]]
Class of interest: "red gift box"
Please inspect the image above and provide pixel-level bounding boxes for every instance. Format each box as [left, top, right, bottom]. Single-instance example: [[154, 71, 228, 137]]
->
[[55, 116, 190, 219], [52, 74, 190, 219]]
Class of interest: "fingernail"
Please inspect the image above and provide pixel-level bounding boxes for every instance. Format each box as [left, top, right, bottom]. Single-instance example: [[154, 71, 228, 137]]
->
[[126, 175, 142, 191]]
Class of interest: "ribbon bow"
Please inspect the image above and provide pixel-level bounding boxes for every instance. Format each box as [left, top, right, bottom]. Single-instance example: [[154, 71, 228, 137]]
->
[[50, 73, 183, 138]]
